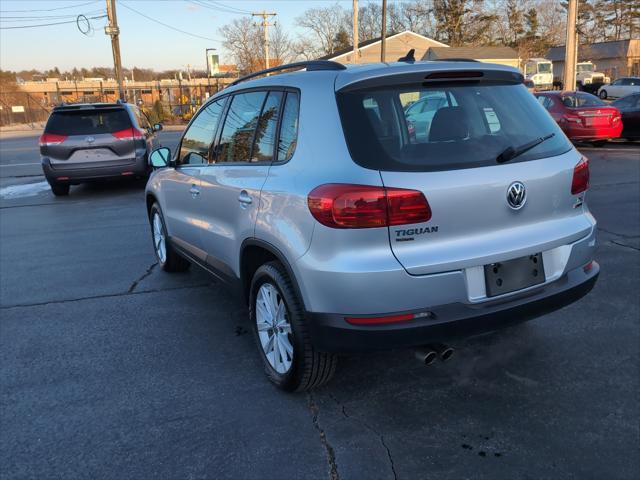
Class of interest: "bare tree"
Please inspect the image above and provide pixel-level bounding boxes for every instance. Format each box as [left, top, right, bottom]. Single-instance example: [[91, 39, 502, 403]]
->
[[296, 5, 350, 55]]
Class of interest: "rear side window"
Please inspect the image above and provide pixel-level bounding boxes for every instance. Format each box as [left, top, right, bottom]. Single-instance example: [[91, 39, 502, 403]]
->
[[277, 92, 300, 162], [46, 109, 131, 136], [336, 83, 572, 172], [179, 99, 225, 166], [217, 91, 267, 163]]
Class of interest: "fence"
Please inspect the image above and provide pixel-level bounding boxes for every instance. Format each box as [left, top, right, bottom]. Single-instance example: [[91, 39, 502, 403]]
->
[[0, 78, 235, 127]]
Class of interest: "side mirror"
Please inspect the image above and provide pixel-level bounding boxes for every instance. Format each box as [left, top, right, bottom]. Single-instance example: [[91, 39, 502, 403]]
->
[[149, 147, 171, 168], [153, 123, 163, 132]]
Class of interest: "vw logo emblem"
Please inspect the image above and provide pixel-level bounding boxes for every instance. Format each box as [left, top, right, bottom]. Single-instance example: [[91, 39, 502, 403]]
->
[[507, 181, 526, 210], [85, 136, 95, 143]]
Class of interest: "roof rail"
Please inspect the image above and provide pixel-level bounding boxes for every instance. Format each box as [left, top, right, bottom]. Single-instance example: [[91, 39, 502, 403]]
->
[[230, 60, 347, 86]]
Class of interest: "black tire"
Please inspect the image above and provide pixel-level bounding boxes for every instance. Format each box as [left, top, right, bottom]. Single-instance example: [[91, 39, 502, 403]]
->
[[149, 203, 190, 272], [249, 261, 337, 391], [50, 182, 70, 196], [599, 89, 608, 99]]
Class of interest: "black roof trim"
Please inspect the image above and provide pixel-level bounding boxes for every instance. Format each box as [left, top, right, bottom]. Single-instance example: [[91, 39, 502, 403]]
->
[[230, 60, 346, 87]]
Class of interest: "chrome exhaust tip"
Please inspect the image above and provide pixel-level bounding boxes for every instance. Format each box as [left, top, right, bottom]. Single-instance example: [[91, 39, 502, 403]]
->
[[432, 343, 454, 362], [414, 347, 438, 366]]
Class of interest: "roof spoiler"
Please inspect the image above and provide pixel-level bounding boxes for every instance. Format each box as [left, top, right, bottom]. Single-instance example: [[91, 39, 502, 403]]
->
[[337, 68, 524, 93]]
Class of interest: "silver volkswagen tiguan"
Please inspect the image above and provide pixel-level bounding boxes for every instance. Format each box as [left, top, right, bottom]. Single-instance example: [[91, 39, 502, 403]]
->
[[145, 60, 599, 391]]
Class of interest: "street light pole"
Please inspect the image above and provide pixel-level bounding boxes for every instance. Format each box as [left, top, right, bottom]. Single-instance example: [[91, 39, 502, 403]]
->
[[105, 0, 125, 101]]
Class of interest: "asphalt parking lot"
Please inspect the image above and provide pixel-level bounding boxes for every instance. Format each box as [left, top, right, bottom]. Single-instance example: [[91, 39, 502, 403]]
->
[[0, 131, 638, 479]]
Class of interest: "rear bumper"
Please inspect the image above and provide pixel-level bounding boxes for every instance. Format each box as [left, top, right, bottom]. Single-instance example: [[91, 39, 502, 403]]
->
[[307, 262, 599, 353], [42, 156, 149, 183], [565, 124, 622, 141]]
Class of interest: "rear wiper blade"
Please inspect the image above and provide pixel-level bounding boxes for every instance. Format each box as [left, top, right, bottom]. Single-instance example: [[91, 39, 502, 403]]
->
[[496, 133, 555, 164]]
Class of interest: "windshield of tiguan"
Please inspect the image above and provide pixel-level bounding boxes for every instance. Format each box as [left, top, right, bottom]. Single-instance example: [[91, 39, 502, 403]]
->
[[336, 82, 572, 172], [577, 64, 594, 72]]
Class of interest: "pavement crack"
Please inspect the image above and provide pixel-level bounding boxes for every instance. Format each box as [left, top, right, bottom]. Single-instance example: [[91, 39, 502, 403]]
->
[[328, 393, 397, 480], [307, 393, 340, 480], [128, 263, 158, 293], [0, 284, 212, 310], [610, 240, 640, 252]]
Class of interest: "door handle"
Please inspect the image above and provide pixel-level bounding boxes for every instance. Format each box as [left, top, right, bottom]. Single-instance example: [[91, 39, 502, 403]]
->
[[190, 184, 200, 197], [238, 190, 252, 206]]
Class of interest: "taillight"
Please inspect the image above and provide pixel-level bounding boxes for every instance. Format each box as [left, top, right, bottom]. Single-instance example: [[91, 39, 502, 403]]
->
[[612, 115, 621, 123], [571, 156, 590, 195], [307, 184, 432, 229], [111, 128, 145, 140], [39, 133, 67, 146]]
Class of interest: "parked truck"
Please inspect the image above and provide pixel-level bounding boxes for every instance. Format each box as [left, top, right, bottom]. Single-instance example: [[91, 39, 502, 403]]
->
[[524, 58, 554, 90], [576, 61, 610, 88]]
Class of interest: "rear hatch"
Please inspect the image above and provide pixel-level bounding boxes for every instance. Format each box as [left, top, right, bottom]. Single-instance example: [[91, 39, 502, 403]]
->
[[40, 105, 142, 165], [336, 66, 592, 276]]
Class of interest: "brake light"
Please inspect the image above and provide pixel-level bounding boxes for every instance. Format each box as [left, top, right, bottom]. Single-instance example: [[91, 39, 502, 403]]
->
[[308, 184, 432, 229], [571, 156, 590, 195], [39, 133, 67, 146], [111, 128, 145, 140]]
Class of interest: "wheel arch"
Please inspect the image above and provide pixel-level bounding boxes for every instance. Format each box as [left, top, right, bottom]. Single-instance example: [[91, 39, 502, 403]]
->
[[146, 192, 158, 218], [240, 239, 306, 309]]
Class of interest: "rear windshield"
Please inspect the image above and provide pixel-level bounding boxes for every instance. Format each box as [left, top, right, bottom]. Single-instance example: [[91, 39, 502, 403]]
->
[[560, 93, 605, 108], [45, 108, 131, 136], [336, 83, 572, 172]]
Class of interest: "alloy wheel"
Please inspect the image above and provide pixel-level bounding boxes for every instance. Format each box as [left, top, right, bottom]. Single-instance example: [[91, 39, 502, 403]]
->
[[255, 283, 294, 374]]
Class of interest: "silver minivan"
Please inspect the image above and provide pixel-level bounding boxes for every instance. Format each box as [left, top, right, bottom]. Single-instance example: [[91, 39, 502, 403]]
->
[[145, 60, 599, 391]]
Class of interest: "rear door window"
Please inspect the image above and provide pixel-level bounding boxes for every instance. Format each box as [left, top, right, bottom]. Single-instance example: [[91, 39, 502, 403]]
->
[[336, 83, 572, 172], [45, 109, 131, 136], [217, 91, 267, 163], [251, 91, 282, 162]]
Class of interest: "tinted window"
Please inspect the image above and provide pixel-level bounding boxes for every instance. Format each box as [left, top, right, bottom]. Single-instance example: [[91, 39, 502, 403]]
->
[[217, 91, 267, 163], [251, 91, 282, 162], [337, 83, 572, 172], [179, 99, 224, 166], [46, 108, 131, 135], [277, 92, 300, 162], [561, 93, 605, 108]]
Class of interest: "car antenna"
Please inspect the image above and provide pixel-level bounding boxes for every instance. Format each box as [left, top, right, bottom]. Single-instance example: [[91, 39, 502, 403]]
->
[[398, 49, 415, 63]]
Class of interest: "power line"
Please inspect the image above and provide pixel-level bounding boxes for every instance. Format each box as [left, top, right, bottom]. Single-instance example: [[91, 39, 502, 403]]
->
[[0, 10, 105, 22], [207, 1, 252, 15], [0, 1, 99, 13], [188, 0, 250, 15], [119, 2, 221, 42], [0, 14, 107, 30]]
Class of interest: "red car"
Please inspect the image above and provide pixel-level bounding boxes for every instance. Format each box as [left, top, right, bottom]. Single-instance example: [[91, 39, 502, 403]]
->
[[534, 91, 622, 145]]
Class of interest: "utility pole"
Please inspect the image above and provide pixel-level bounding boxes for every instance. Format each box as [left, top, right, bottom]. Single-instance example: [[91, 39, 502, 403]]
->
[[380, 0, 387, 62], [563, 0, 578, 91], [105, 0, 125, 101], [252, 11, 277, 70], [352, 0, 358, 64]]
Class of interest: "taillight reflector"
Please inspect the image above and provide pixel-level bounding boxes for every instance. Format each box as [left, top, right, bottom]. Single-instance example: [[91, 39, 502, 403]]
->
[[308, 184, 432, 229], [39, 133, 67, 146], [111, 128, 145, 140], [345, 313, 414, 325], [571, 156, 590, 195]]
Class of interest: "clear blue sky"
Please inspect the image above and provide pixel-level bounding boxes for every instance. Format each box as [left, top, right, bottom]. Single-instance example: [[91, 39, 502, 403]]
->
[[0, 0, 364, 72]]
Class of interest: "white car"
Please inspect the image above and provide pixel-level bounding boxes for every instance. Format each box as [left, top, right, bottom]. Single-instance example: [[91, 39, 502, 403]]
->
[[598, 77, 640, 99]]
